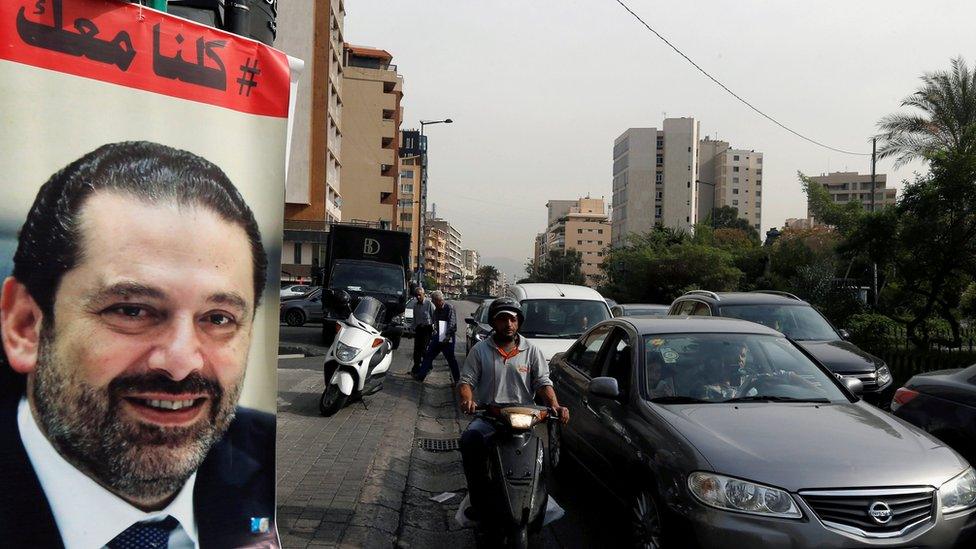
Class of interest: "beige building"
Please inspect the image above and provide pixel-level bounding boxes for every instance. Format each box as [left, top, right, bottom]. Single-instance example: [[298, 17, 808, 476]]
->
[[424, 215, 464, 294], [612, 119, 763, 247], [340, 44, 403, 229], [277, 0, 344, 282], [698, 138, 764, 231], [612, 118, 700, 245], [807, 172, 896, 222], [462, 249, 480, 291], [535, 197, 611, 286]]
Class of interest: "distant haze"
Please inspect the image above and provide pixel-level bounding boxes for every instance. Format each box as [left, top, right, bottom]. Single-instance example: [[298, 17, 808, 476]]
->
[[343, 0, 975, 269]]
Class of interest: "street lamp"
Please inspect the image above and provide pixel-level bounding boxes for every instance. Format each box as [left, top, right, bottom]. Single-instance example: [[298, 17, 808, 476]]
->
[[416, 118, 453, 287]]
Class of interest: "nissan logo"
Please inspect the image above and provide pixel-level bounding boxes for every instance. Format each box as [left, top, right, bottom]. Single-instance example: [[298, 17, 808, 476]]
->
[[868, 501, 893, 524], [363, 238, 380, 255]]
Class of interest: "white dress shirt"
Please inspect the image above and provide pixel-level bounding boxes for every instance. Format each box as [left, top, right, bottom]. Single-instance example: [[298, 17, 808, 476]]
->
[[18, 397, 199, 549]]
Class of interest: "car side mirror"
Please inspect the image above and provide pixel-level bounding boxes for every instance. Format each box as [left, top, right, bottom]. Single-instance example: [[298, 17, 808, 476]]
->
[[588, 377, 620, 399], [842, 376, 863, 397], [838, 329, 850, 340], [465, 318, 477, 326]]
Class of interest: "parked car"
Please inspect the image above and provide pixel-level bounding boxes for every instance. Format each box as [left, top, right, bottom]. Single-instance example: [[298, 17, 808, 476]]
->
[[464, 298, 494, 353], [280, 287, 326, 327], [399, 297, 417, 337], [891, 364, 976, 465], [504, 283, 612, 361], [667, 290, 894, 407], [280, 284, 312, 298], [549, 316, 976, 548], [611, 303, 669, 318]]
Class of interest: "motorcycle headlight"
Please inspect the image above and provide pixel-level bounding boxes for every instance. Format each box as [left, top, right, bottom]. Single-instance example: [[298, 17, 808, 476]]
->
[[688, 472, 801, 518], [876, 364, 892, 386], [335, 341, 361, 362], [500, 407, 543, 430], [940, 467, 976, 514]]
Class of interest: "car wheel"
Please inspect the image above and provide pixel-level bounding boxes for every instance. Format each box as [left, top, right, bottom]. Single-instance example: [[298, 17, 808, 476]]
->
[[548, 420, 563, 473], [285, 308, 306, 327], [630, 484, 664, 549]]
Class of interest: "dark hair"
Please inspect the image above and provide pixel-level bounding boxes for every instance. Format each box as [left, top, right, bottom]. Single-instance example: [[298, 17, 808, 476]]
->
[[12, 141, 268, 318]]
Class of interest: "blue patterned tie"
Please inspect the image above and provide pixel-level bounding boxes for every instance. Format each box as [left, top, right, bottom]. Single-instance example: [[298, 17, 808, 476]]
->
[[107, 516, 179, 549]]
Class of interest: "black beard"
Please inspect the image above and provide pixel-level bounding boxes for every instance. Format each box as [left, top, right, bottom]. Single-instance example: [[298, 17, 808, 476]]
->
[[31, 334, 241, 505], [493, 332, 516, 344]]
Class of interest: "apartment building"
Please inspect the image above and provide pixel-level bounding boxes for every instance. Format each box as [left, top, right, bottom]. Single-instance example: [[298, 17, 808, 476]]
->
[[277, 0, 344, 282], [807, 172, 896, 222], [612, 118, 763, 246], [397, 129, 424, 271], [699, 138, 764, 231], [462, 249, 480, 291], [340, 43, 403, 229], [424, 215, 464, 294], [535, 197, 611, 286]]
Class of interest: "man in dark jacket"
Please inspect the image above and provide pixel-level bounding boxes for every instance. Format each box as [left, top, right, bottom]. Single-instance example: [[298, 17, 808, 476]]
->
[[414, 290, 461, 383]]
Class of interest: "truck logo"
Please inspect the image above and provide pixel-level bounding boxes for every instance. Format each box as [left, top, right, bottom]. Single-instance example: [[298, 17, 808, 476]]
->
[[363, 238, 381, 255], [867, 501, 893, 524]]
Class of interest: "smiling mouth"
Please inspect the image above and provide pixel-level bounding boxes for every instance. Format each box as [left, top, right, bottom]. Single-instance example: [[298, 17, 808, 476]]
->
[[121, 395, 210, 424], [135, 398, 202, 411]]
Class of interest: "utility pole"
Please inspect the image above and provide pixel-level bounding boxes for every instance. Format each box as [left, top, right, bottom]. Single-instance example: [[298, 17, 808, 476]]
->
[[871, 137, 878, 307]]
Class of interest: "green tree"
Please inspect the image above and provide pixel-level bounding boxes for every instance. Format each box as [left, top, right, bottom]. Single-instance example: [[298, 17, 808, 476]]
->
[[474, 265, 499, 295], [524, 249, 586, 286], [877, 57, 976, 167], [704, 206, 760, 242]]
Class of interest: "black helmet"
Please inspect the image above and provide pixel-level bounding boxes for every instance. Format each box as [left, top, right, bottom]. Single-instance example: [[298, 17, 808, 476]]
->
[[488, 297, 524, 324]]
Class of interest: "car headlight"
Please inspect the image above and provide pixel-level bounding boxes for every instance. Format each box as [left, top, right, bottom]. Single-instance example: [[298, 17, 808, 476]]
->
[[940, 467, 976, 514], [335, 341, 361, 362], [500, 407, 544, 430], [876, 364, 892, 386], [688, 472, 801, 518]]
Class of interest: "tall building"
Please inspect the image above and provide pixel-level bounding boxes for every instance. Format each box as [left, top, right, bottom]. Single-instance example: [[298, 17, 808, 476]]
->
[[398, 130, 424, 271], [461, 249, 480, 292], [534, 197, 611, 286], [277, 0, 344, 282], [807, 171, 896, 223], [340, 44, 403, 229], [424, 215, 463, 294], [698, 137, 764, 231], [612, 118, 763, 247], [612, 118, 700, 245]]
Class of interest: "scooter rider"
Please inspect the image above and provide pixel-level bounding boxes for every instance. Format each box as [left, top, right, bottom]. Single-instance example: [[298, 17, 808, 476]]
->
[[457, 297, 570, 519]]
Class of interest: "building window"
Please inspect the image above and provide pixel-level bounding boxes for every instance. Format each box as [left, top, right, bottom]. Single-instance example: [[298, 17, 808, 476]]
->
[[655, 206, 662, 217], [598, 229, 603, 234], [656, 173, 663, 183], [732, 200, 739, 206], [657, 138, 664, 149], [732, 188, 739, 195], [757, 179, 762, 185], [656, 191, 663, 199], [294, 242, 302, 264], [733, 155, 739, 161], [687, 181, 691, 188], [656, 155, 663, 165], [733, 166, 740, 172], [578, 240, 583, 245], [688, 146, 692, 152], [733, 177, 739, 183], [756, 190, 762, 197], [400, 171, 414, 179], [578, 229, 583, 234]]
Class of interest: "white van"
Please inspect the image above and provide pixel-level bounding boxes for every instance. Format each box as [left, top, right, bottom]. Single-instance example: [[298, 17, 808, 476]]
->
[[505, 283, 613, 361]]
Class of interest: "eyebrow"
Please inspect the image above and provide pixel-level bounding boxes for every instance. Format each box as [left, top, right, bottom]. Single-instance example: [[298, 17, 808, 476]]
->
[[86, 282, 251, 313]]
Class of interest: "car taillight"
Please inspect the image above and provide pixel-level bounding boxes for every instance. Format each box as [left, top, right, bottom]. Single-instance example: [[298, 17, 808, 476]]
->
[[890, 387, 919, 412]]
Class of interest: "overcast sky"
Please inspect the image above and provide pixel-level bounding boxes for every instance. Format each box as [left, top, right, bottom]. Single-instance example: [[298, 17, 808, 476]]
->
[[345, 0, 976, 281]]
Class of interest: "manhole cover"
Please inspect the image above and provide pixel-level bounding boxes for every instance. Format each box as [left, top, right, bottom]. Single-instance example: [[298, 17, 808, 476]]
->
[[416, 438, 460, 452]]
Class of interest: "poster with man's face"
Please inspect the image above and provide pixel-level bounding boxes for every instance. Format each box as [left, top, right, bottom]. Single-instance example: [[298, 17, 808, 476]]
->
[[0, 1, 290, 547]]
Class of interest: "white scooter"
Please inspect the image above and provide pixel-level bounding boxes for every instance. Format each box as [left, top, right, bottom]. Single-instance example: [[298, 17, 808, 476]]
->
[[319, 293, 394, 416]]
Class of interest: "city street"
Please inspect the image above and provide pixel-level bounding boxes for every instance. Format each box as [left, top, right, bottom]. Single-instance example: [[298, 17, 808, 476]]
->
[[275, 300, 629, 548]]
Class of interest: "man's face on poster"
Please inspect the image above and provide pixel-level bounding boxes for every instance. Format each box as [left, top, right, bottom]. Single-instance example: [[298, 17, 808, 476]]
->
[[26, 192, 256, 507]]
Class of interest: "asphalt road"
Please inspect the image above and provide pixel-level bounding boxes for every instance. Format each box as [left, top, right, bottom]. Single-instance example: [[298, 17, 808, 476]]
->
[[277, 300, 630, 547]]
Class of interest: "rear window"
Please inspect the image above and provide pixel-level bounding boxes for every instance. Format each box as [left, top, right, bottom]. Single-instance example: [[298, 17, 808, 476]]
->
[[719, 304, 838, 341], [519, 299, 611, 339]]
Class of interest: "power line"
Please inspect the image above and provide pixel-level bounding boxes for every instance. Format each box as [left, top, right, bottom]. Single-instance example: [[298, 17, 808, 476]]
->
[[614, 0, 871, 157]]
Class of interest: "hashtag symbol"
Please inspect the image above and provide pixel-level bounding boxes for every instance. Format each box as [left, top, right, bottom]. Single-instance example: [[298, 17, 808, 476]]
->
[[237, 58, 260, 96]]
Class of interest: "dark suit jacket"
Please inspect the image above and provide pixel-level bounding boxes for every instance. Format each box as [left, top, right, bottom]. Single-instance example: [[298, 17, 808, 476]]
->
[[0, 394, 278, 548]]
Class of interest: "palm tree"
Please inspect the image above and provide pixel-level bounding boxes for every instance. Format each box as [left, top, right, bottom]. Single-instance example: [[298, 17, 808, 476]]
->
[[877, 57, 976, 166], [474, 265, 499, 295]]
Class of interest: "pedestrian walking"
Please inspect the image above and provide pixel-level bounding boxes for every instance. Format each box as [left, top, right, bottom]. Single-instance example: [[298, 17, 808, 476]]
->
[[414, 290, 461, 383], [411, 287, 436, 375]]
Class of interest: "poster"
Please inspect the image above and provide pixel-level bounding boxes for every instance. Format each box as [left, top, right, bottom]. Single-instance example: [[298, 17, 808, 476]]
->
[[0, 1, 290, 546]]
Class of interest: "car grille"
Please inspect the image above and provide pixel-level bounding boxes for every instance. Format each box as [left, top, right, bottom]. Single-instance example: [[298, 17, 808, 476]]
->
[[842, 372, 878, 392], [799, 487, 935, 538]]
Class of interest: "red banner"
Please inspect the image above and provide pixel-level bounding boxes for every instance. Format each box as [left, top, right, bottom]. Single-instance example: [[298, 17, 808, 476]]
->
[[0, 0, 290, 118]]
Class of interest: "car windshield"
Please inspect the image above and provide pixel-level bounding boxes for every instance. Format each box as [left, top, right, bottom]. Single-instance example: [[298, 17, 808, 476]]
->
[[643, 333, 847, 404], [330, 263, 404, 295], [718, 304, 839, 341], [520, 299, 611, 338]]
